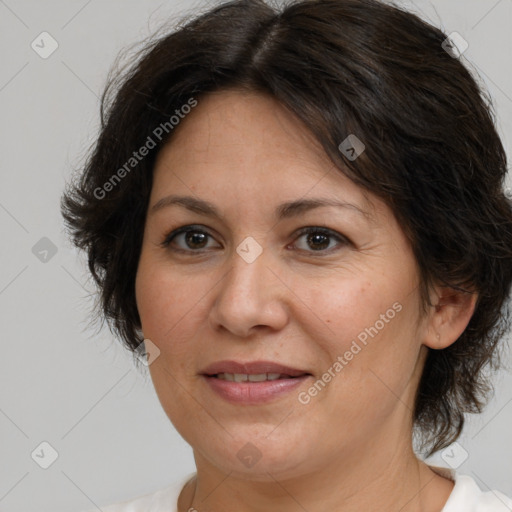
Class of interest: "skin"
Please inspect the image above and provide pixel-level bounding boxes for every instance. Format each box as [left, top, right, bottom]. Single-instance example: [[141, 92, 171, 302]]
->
[[135, 88, 478, 512]]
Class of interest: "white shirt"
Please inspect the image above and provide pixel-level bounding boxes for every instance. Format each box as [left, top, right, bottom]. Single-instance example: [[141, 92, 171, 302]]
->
[[84, 466, 512, 512]]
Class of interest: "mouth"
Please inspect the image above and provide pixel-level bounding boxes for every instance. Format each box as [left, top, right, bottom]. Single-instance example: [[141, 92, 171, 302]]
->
[[208, 372, 310, 382], [200, 359, 311, 377], [200, 360, 313, 404]]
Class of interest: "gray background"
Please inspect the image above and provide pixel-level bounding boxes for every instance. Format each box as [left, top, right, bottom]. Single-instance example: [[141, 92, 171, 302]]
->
[[0, 1, 511, 511]]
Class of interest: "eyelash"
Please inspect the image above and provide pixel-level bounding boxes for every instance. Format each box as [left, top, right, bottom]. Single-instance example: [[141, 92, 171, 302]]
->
[[159, 224, 349, 255]]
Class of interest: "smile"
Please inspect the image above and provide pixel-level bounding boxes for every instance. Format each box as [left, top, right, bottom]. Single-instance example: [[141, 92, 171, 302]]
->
[[202, 374, 311, 404]]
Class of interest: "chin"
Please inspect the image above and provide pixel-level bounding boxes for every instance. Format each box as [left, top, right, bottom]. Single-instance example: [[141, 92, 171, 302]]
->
[[196, 432, 317, 481]]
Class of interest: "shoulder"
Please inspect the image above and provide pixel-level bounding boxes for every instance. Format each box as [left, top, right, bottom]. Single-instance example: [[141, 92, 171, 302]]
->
[[434, 467, 512, 512], [451, 475, 512, 512], [79, 472, 196, 512]]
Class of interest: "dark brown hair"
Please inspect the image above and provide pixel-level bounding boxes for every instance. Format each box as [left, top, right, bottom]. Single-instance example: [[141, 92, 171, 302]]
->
[[61, 0, 512, 457]]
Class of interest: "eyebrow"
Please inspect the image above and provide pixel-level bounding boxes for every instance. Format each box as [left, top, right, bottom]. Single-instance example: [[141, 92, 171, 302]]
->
[[150, 194, 374, 222]]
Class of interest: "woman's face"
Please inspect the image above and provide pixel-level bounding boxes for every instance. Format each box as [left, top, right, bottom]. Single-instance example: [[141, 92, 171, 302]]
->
[[135, 89, 431, 480]]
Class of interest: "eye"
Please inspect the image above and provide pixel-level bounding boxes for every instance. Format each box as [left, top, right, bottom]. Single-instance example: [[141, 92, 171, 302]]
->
[[291, 226, 349, 254], [160, 225, 220, 252], [160, 225, 349, 255]]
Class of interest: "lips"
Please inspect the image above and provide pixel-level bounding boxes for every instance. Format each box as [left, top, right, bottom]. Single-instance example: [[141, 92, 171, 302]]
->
[[201, 360, 312, 404], [200, 360, 311, 378]]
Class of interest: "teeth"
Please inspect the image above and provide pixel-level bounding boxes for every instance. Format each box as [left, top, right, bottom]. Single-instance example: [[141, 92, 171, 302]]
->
[[216, 373, 284, 382]]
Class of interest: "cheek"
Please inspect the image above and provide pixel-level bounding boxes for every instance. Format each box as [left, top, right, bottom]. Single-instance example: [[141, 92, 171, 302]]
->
[[304, 277, 385, 343], [305, 274, 419, 386], [135, 257, 210, 356], [135, 257, 176, 343], [136, 253, 185, 321]]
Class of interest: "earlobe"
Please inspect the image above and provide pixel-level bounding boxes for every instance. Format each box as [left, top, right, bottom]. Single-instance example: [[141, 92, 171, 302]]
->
[[423, 286, 478, 350]]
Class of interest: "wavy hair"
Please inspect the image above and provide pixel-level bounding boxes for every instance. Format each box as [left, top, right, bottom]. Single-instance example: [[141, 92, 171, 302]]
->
[[61, 0, 512, 457]]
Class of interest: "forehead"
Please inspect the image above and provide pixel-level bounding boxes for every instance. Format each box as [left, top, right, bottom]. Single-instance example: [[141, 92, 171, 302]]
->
[[154, 89, 329, 171], [150, 88, 382, 226], [155, 91, 350, 186]]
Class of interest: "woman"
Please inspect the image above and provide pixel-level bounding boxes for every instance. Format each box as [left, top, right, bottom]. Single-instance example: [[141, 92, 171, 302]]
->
[[62, 0, 512, 510]]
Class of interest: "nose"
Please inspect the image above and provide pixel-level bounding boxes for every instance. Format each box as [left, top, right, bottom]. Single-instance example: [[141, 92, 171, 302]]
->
[[208, 242, 289, 338]]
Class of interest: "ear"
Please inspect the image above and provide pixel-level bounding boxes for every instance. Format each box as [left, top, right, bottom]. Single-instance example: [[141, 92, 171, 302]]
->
[[422, 284, 478, 350]]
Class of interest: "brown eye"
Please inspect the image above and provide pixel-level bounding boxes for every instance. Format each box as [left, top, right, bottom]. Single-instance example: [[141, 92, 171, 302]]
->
[[292, 227, 348, 254], [161, 225, 220, 252], [182, 230, 209, 249]]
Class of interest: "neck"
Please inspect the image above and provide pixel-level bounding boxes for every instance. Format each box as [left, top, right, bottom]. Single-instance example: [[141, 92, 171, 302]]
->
[[179, 433, 453, 512]]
